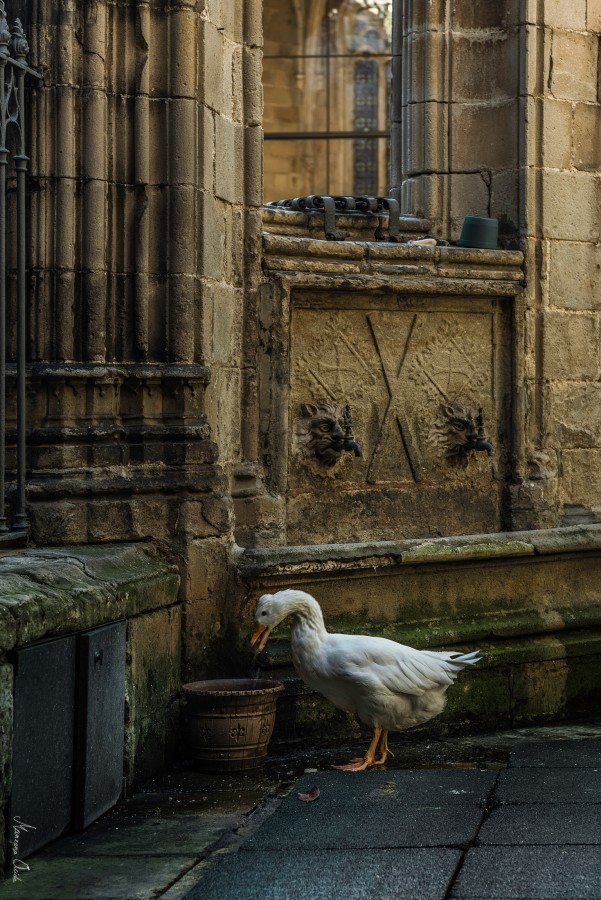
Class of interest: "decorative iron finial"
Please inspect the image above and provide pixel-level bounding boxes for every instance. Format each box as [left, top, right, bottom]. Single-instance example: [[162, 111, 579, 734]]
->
[[0, 2, 10, 58], [9, 18, 28, 61]]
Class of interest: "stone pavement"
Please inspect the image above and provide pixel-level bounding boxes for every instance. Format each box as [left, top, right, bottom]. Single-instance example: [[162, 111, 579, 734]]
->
[[172, 739, 601, 900], [3, 729, 601, 899]]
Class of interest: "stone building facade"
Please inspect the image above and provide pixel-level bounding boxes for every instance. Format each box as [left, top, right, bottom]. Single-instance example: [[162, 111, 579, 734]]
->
[[2, 0, 601, 863]]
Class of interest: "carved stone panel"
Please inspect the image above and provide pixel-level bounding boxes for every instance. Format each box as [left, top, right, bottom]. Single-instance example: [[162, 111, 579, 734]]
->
[[288, 293, 512, 543]]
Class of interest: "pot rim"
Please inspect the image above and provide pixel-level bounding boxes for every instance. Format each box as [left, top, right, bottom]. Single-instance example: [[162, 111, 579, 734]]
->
[[182, 678, 284, 698]]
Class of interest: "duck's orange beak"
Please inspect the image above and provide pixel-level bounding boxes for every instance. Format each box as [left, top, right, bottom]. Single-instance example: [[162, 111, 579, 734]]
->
[[250, 623, 271, 653]]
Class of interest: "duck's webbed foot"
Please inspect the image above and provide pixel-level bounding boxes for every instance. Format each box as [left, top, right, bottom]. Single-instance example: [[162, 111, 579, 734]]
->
[[332, 727, 383, 771]]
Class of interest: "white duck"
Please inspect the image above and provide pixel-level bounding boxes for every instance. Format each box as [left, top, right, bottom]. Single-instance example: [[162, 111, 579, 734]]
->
[[250, 589, 480, 771]]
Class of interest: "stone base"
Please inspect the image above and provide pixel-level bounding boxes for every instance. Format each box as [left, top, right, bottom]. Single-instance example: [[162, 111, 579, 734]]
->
[[0, 544, 181, 864]]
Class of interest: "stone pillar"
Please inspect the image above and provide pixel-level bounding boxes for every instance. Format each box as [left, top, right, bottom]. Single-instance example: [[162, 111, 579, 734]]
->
[[11, 0, 264, 675]]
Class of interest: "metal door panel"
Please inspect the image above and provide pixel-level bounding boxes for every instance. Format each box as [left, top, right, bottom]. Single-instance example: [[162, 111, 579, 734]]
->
[[10, 635, 77, 858], [73, 621, 126, 830]]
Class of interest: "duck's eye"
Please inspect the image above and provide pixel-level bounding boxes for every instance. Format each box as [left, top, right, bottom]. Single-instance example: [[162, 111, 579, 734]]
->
[[261, 611, 267, 617]]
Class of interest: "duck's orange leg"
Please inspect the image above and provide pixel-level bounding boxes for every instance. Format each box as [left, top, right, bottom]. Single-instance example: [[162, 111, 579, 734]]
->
[[332, 727, 383, 771], [373, 729, 394, 766]]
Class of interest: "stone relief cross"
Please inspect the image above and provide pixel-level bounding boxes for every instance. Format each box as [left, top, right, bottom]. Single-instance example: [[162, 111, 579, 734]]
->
[[367, 313, 421, 482]]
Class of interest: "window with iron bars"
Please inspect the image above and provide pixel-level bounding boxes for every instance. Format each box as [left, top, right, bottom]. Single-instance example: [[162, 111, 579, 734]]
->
[[263, 0, 393, 202]]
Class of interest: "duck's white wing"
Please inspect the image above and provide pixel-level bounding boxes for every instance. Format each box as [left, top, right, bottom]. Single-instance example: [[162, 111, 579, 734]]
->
[[324, 634, 479, 697]]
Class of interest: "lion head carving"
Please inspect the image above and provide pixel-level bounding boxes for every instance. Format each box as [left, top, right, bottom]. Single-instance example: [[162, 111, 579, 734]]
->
[[429, 401, 493, 467], [294, 401, 347, 468]]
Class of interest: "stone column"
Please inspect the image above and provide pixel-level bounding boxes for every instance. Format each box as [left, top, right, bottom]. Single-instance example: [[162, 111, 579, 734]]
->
[[397, 0, 520, 245]]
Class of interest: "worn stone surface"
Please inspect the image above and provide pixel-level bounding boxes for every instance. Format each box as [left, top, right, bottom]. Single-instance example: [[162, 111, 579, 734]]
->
[[126, 606, 182, 787], [453, 846, 601, 899], [184, 849, 463, 900], [0, 545, 180, 653]]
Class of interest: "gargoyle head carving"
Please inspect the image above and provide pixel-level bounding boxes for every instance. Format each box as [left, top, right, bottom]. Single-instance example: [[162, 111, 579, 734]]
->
[[430, 401, 494, 467], [294, 401, 347, 468]]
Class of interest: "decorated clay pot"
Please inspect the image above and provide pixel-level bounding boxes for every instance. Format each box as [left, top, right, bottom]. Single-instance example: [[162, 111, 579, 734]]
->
[[183, 679, 284, 772]]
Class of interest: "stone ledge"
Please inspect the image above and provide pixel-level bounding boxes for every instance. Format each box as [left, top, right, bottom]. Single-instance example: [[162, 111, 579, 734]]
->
[[0, 544, 180, 653], [234, 524, 601, 576]]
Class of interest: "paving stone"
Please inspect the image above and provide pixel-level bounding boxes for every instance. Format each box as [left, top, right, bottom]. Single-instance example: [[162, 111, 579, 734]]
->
[[2, 853, 199, 900], [183, 848, 463, 900], [43, 814, 231, 857], [495, 768, 601, 804], [291, 769, 497, 807], [508, 741, 601, 768], [243, 801, 485, 850], [478, 804, 601, 845], [451, 846, 601, 898]]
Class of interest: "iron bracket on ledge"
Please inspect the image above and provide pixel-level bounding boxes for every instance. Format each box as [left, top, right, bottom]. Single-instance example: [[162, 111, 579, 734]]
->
[[265, 195, 401, 242]]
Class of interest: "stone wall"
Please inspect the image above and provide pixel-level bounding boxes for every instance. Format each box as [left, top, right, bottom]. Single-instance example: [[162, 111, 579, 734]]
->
[[530, 3, 601, 525], [400, 0, 601, 529]]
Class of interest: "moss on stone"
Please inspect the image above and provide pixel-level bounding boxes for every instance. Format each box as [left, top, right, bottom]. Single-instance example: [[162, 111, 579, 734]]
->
[[401, 540, 534, 564]]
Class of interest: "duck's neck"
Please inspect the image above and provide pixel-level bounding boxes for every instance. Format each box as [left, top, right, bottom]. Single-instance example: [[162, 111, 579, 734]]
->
[[288, 595, 327, 661]]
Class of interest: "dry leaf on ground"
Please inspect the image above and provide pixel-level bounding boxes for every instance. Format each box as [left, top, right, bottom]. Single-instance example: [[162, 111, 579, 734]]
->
[[297, 786, 320, 803]]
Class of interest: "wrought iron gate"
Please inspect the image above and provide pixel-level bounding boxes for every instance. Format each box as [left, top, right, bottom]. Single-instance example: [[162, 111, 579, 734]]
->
[[0, 3, 40, 542]]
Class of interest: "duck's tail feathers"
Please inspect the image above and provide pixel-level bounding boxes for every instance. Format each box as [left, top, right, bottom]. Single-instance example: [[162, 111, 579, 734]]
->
[[449, 650, 481, 668]]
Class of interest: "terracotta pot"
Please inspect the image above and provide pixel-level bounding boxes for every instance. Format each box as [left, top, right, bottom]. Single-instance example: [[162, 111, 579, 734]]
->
[[182, 679, 284, 772]]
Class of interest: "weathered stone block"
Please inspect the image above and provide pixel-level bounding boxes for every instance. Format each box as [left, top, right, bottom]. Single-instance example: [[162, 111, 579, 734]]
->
[[168, 99, 197, 185], [490, 171, 518, 240], [452, 0, 519, 29], [449, 173, 490, 240], [242, 46, 262, 127], [169, 8, 198, 99], [169, 186, 196, 272], [410, 0, 446, 31], [404, 102, 449, 175], [183, 537, 233, 677], [200, 18, 225, 113], [541, 99, 573, 170], [451, 102, 517, 171], [573, 104, 601, 171], [543, 311, 599, 381], [210, 283, 243, 365], [408, 31, 447, 103], [200, 192, 226, 278], [215, 115, 244, 204], [549, 31, 598, 102], [205, 366, 242, 463], [589, 0, 601, 31], [561, 450, 601, 508], [542, 172, 600, 242], [30, 501, 88, 547], [549, 241, 601, 310], [125, 605, 182, 785], [452, 33, 519, 102], [244, 126, 264, 207], [547, 383, 601, 448], [545, 0, 587, 29]]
